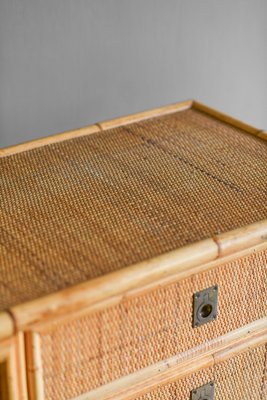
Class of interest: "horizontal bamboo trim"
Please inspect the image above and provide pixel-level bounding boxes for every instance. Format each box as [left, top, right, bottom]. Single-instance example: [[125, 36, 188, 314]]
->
[[1, 99, 265, 159], [74, 317, 267, 400], [1, 100, 265, 160], [97, 100, 193, 130], [0, 312, 15, 341], [0, 124, 100, 158], [0, 100, 192, 157], [258, 131, 267, 141], [9, 220, 267, 330], [77, 356, 214, 400], [214, 329, 267, 364], [11, 239, 218, 328], [214, 219, 267, 257], [192, 101, 262, 136], [30, 240, 267, 333]]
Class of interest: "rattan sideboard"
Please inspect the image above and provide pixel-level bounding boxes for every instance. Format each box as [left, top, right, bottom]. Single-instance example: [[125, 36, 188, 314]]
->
[[0, 100, 266, 400]]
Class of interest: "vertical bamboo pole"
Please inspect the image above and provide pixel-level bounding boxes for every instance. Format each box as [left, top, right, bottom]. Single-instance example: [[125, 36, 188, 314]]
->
[[25, 332, 44, 400]]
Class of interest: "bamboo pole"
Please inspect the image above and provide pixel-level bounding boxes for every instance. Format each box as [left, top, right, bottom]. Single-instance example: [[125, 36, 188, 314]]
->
[[10, 219, 267, 329], [0, 313, 15, 341], [258, 131, 267, 141], [17, 333, 28, 400], [214, 219, 267, 257], [25, 332, 44, 400], [11, 239, 218, 328], [1, 99, 265, 159], [192, 101, 262, 136], [0, 100, 193, 158], [25, 240, 267, 334], [97, 100, 193, 130], [0, 124, 100, 158]]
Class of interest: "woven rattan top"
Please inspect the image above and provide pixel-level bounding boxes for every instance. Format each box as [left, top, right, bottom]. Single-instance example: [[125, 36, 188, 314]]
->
[[0, 106, 266, 310]]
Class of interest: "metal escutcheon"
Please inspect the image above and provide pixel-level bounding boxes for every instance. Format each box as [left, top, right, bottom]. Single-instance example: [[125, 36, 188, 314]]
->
[[191, 381, 215, 400], [193, 285, 218, 328]]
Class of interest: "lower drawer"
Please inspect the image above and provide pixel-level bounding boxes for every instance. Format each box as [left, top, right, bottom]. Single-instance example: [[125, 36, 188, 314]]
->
[[137, 342, 267, 400]]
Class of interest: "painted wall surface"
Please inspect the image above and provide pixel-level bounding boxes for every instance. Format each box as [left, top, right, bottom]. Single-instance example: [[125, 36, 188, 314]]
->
[[0, 0, 266, 147]]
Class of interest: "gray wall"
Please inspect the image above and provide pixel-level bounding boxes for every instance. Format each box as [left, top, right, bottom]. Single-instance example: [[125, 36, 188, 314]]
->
[[0, 0, 266, 147]]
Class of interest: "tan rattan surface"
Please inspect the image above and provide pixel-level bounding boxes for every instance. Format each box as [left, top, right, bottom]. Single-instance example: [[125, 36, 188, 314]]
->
[[0, 108, 266, 309]]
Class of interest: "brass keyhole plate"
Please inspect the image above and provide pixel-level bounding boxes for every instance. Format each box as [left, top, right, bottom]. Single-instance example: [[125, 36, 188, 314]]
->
[[193, 285, 218, 328], [191, 381, 215, 400]]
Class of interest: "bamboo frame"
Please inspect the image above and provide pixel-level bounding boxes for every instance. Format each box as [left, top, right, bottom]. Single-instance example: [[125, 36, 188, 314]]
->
[[73, 317, 267, 400], [8, 220, 267, 331], [0, 125, 100, 158], [1, 99, 265, 159], [23, 240, 267, 334], [0, 313, 14, 342], [0, 100, 266, 399], [17, 333, 29, 400], [25, 332, 44, 400], [191, 101, 263, 137], [0, 100, 265, 336], [258, 130, 267, 141], [97, 100, 193, 130]]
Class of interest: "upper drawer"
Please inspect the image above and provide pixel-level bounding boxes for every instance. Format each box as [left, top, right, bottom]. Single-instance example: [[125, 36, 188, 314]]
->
[[26, 246, 267, 400]]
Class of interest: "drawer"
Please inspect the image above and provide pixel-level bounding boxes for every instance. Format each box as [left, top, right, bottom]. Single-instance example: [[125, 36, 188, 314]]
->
[[25, 247, 267, 400], [136, 342, 267, 400]]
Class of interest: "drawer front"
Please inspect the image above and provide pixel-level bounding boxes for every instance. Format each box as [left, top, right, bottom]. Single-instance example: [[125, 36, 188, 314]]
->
[[136, 343, 267, 400], [29, 248, 267, 399]]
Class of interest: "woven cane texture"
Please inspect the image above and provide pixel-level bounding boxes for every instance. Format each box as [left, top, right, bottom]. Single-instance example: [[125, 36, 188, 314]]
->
[[0, 109, 267, 309], [39, 249, 267, 399], [137, 343, 267, 400], [262, 346, 267, 399], [0, 108, 267, 310]]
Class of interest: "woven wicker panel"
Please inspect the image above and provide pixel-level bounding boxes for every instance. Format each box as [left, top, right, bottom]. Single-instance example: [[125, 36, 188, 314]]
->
[[39, 249, 267, 399], [0, 108, 267, 310], [262, 346, 267, 399], [137, 343, 267, 400]]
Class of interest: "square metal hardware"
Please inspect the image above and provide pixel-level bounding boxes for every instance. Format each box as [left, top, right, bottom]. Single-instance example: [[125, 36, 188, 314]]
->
[[193, 285, 218, 328], [191, 381, 215, 400]]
